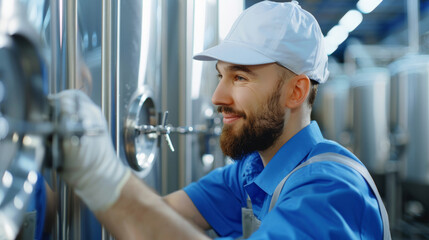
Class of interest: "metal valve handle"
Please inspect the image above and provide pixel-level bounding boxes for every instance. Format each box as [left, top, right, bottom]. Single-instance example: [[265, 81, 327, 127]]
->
[[124, 87, 222, 173], [134, 110, 219, 153], [133, 111, 174, 151], [161, 111, 175, 152]]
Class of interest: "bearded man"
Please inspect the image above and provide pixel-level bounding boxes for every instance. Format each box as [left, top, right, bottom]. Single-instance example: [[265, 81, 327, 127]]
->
[[56, 1, 390, 239]]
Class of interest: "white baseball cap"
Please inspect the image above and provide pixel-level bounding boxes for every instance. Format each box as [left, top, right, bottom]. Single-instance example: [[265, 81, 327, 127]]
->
[[194, 0, 329, 83]]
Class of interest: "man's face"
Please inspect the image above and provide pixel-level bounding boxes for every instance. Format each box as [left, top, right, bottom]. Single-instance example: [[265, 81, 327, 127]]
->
[[213, 61, 288, 160]]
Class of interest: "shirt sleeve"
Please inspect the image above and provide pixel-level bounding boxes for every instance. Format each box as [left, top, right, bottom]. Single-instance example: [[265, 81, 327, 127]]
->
[[184, 161, 246, 238], [248, 161, 383, 240]]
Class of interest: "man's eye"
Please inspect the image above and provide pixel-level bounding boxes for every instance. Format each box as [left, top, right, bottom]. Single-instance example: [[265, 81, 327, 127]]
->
[[217, 74, 222, 80], [235, 75, 247, 81]]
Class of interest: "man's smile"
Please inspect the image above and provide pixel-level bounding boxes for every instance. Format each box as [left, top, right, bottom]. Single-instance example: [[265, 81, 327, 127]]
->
[[222, 113, 242, 124]]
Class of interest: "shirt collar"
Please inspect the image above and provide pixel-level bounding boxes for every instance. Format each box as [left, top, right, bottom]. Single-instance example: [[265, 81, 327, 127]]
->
[[253, 121, 324, 195]]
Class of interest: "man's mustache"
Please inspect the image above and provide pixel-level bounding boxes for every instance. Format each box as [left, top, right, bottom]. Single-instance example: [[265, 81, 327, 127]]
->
[[217, 106, 247, 119]]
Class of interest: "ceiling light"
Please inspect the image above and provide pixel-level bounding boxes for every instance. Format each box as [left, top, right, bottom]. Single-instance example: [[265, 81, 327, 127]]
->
[[327, 25, 349, 45], [324, 35, 339, 55], [339, 10, 363, 32], [357, 0, 383, 14]]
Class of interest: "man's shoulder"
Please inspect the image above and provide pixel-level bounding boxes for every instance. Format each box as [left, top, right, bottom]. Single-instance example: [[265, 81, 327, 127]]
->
[[302, 140, 367, 183], [281, 143, 375, 207], [308, 139, 359, 161], [284, 139, 369, 192]]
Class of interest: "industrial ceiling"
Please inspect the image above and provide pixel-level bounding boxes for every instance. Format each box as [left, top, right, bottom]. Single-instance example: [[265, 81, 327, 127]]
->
[[246, 0, 429, 60]]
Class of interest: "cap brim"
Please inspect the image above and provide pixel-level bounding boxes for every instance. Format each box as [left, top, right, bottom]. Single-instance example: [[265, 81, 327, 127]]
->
[[193, 41, 275, 65]]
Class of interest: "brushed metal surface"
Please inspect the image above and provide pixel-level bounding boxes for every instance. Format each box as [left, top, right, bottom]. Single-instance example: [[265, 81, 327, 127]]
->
[[351, 67, 390, 174], [390, 55, 429, 185]]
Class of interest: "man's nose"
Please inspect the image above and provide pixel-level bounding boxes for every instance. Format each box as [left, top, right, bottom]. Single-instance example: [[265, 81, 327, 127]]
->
[[212, 79, 233, 106]]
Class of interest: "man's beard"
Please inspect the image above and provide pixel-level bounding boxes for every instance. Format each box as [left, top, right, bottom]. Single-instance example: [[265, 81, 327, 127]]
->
[[218, 84, 285, 160]]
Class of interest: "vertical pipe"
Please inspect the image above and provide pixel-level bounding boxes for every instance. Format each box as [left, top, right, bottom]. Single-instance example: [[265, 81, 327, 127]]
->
[[101, 0, 113, 239], [184, 0, 194, 186], [66, 0, 77, 89], [64, 0, 81, 239], [61, 185, 67, 240], [50, 0, 59, 94], [50, 0, 61, 238], [407, 0, 419, 54], [178, 0, 187, 189], [161, 0, 188, 193], [116, 0, 122, 179], [102, 0, 112, 129], [161, 0, 168, 195]]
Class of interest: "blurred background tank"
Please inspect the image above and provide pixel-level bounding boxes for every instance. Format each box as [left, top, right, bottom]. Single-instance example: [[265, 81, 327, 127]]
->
[[390, 55, 429, 185], [313, 74, 352, 148], [350, 68, 391, 175], [389, 55, 429, 224]]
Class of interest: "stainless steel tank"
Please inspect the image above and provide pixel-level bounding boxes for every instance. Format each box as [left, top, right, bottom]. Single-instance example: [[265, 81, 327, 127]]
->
[[0, 0, 227, 238], [187, 0, 225, 183], [313, 75, 351, 147], [390, 54, 429, 185], [350, 67, 391, 174], [116, 0, 162, 191], [1, 0, 165, 238]]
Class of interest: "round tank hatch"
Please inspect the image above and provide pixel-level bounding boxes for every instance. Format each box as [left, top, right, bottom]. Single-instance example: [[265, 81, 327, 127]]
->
[[124, 87, 158, 175]]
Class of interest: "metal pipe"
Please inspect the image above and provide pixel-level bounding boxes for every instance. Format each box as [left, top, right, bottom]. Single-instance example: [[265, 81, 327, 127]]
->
[[64, 0, 81, 239], [178, 0, 187, 189], [161, 0, 168, 195], [66, 0, 77, 89], [116, 0, 122, 172], [407, 0, 420, 53], [49, 0, 62, 238], [50, 0, 59, 94], [102, 0, 113, 239], [102, 0, 112, 129], [184, 0, 194, 187], [61, 184, 67, 240]]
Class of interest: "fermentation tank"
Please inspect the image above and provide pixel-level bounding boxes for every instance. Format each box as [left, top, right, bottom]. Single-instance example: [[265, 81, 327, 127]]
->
[[0, 0, 226, 238], [390, 55, 429, 186], [350, 68, 391, 174], [313, 75, 351, 146]]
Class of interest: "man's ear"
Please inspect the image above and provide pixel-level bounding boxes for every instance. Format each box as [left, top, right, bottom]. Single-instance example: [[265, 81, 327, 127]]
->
[[284, 74, 310, 109]]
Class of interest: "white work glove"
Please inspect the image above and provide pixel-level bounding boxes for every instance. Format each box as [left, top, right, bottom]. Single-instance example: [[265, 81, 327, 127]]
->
[[52, 90, 131, 211]]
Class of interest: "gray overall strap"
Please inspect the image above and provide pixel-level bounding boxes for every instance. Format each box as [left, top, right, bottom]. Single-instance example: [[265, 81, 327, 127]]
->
[[269, 152, 391, 240], [16, 211, 37, 240], [246, 195, 253, 209], [241, 195, 261, 239]]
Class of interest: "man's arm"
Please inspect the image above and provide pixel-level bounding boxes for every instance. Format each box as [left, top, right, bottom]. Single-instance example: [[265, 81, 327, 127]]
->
[[164, 190, 211, 230], [44, 181, 57, 234], [94, 174, 209, 240], [53, 90, 210, 239]]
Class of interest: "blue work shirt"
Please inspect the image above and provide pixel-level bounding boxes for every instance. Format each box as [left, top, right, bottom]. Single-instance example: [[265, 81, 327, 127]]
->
[[27, 172, 47, 240], [184, 121, 383, 239]]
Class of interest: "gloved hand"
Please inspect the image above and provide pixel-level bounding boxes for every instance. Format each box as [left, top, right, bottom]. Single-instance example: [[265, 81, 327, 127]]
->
[[52, 90, 131, 211]]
